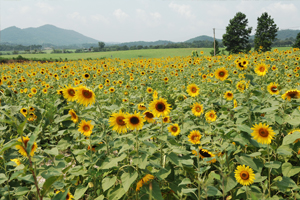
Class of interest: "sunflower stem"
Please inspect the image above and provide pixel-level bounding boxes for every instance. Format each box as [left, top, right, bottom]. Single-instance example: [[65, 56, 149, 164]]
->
[[246, 186, 250, 200], [196, 151, 201, 200], [267, 144, 271, 198], [160, 117, 164, 167], [136, 130, 139, 157]]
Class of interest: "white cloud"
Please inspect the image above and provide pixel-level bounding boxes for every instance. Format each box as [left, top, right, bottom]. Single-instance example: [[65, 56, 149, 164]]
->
[[169, 2, 195, 19], [264, 2, 297, 13], [20, 6, 31, 14], [35, 2, 54, 13], [90, 14, 109, 24], [150, 12, 161, 20], [113, 9, 129, 21], [67, 12, 86, 23]]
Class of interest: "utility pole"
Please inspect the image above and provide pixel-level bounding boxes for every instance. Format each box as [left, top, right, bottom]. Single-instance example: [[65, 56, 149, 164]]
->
[[213, 28, 216, 56]]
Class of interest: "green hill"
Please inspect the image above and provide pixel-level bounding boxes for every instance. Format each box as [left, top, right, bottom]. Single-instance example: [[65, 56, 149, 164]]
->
[[118, 40, 174, 47], [185, 35, 222, 43], [0, 24, 99, 46]]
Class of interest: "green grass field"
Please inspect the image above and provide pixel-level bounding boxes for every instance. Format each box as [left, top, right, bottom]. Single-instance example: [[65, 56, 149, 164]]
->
[[0, 47, 294, 60]]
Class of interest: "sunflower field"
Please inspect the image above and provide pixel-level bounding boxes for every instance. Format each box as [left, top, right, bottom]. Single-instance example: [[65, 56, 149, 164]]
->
[[1, 47, 300, 200]]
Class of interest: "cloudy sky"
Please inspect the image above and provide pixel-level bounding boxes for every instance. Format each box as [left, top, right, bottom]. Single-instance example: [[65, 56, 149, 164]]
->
[[1, 0, 300, 43]]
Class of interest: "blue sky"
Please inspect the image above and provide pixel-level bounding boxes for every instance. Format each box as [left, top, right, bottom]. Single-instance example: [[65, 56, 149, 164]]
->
[[1, 0, 300, 43]]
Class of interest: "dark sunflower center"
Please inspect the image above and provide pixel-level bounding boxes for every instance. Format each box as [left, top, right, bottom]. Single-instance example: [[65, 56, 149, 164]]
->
[[238, 63, 244, 68], [22, 109, 27, 113], [258, 128, 269, 137], [156, 103, 166, 112], [71, 112, 77, 119], [130, 117, 139, 125], [68, 89, 75, 96], [199, 149, 211, 157], [259, 67, 265, 72], [116, 116, 126, 126], [219, 72, 225, 77], [210, 114, 214, 118], [83, 90, 92, 98], [171, 127, 178, 132], [240, 171, 249, 180], [163, 117, 168, 122], [227, 93, 232, 97], [191, 87, 197, 93], [195, 106, 201, 112], [192, 136, 199, 141], [287, 92, 297, 98], [83, 125, 90, 131], [85, 74, 89, 78], [145, 112, 154, 118], [271, 86, 277, 92]]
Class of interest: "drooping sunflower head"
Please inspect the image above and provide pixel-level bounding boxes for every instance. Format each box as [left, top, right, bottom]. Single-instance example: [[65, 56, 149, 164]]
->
[[234, 165, 255, 186], [57, 89, 64, 95], [205, 110, 217, 122], [267, 82, 279, 95], [255, 63, 268, 76], [78, 120, 94, 137], [188, 130, 202, 144], [168, 123, 180, 136], [16, 136, 38, 157], [11, 158, 21, 166], [281, 89, 300, 101], [215, 67, 229, 81], [153, 90, 158, 99], [69, 109, 79, 123], [149, 98, 172, 118], [186, 83, 200, 97], [191, 102, 204, 117], [251, 123, 275, 144], [224, 91, 234, 101], [195, 148, 216, 163], [138, 103, 147, 111], [287, 129, 300, 143], [136, 174, 154, 191], [20, 108, 27, 117], [75, 86, 96, 107], [124, 111, 145, 131], [109, 110, 127, 134], [143, 110, 155, 123]]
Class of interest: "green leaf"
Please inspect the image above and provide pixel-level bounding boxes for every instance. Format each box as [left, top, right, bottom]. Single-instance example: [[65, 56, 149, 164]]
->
[[121, 172, 138, 192], [74, 186, 88, 200], [0, 173, 8, 184], [237, 125, 252, 134], [207, 186, 222, 196], [265, 161, 281, 169], [54, 114, 71, 124], [107, 185, 126, 200], [282, 131, 300, 145], [17, 118, 27, 135], [26, 125, 41, 157], [259, 107, 278, 113], [182, 188, 197, 194], [235, 155, 259, 171], [276, 176, 298, 190], [101, 154, 127, 169], [277, 145, 293, 156], [44, 147, 59, 156], [102, 176, 117, 192], [223, 172, 237, 193], [0, 139, 20, 154], [156, 167, 171, 180], [94, 195, 104, 200], [52, 189, 68, 200], [178, 178, 192, 186], [18, 174, 35, 183], [282, 162, 300, 177], [168, 152, 182, 167], [151, 180, 164, 200], [42, 175, 62, 196], [14, 187, 29, 196]]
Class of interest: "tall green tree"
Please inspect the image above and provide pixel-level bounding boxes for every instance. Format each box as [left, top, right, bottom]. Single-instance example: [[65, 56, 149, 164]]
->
[[293, 32, 300, 48], [254, 12, 279, 52], [222, 12, 252, 54]]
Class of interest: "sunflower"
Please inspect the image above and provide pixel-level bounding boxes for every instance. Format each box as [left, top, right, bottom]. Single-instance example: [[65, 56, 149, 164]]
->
[[287, 129, 300, 143], [191, 102, 204, 116], [224, 91, 234, 101], [163, 116, 171, 123], [109, 87, 115, 93], [168, 124, 180, 136], [255, 63, 268, 76], [83, 73, 90, 79], [188, 130, 201, 144], [233, 99, 238, 108], [149, 98, 171, 118], [205, 110, 217, 122], [69, 109, 79, 123], [281, 89, 300, 101], [20, 108, 27, 117], [124, 111, 145, 130], [55, 190, 74, 200], [192, 148, 216, 163], [109, 110, 127, 134], [267, 82, 279, 95], [11, 158, 21, 166], [251, 123, 275, 144], [138, 103, 147, 111], [136, 174, 154, 191], [57, 89, 64, 95], [215, 67, 229, 81], [236, 59, 248, 70], [15, 136, 38, 157], [147, 87, 153, 93], [143, 110, 155, 123], [76, 86, 96, 107], [236, 80, 247, 93], [78, 120, 94, 137], [234, 165, 255, 186], [31, 87, 37, 94], [63, 85, 77, 101], [153, 90, 158, 99], [186, 83, 200, 97], [42, 88, 48, 94], [29, 107, 35, 112]]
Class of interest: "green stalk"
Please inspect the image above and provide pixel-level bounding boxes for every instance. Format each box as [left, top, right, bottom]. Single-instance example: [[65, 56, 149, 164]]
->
[[136, 130, 139, 157], [246, 186, 250, 200], [149, 182, 153, 200], [160, 117, 164, 167], [267, 144, 271, 198], [196, 152, 201, 200]]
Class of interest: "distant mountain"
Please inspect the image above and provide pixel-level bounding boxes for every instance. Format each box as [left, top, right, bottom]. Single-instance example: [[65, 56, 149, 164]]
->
[[118, 40, 174, 47], [185, 35, 222, 43], [275, 29, 300, 40], [0, 24, 99, 46]]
